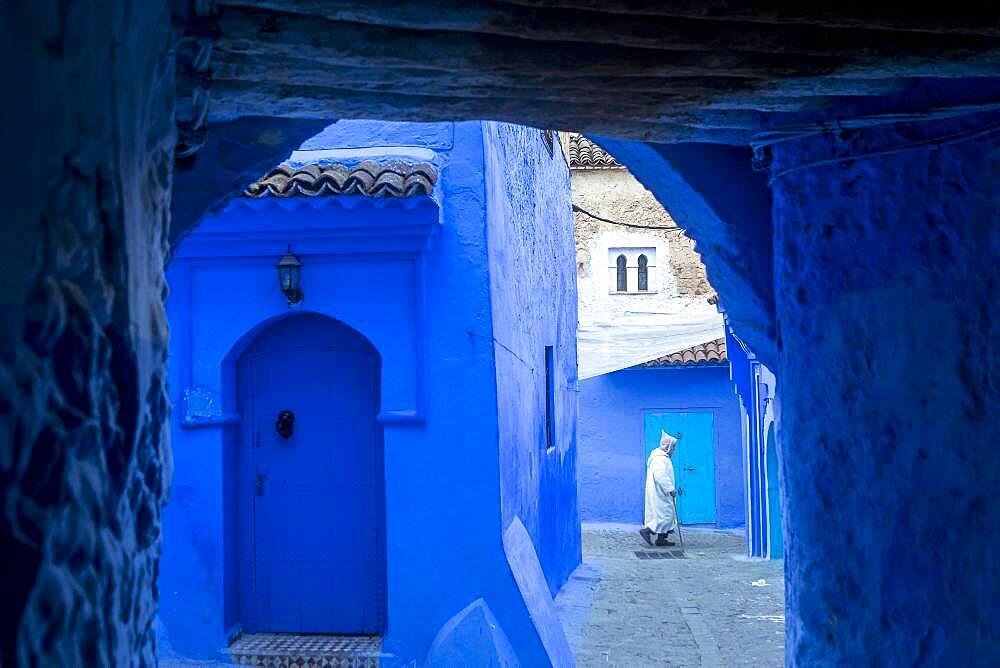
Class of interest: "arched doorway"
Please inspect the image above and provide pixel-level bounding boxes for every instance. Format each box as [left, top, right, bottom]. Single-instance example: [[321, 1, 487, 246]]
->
[[235, 313, 385, 633], [765, 423, 782, 560]]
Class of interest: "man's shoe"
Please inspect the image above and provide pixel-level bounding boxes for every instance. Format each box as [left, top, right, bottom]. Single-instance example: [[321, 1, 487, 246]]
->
[[639, 528, 654, 546], [655, 537, 676, 547]]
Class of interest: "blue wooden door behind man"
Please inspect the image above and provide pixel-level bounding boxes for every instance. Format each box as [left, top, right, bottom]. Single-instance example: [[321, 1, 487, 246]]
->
[[238, 314, 385, 633], [643, 411, 717, 524]]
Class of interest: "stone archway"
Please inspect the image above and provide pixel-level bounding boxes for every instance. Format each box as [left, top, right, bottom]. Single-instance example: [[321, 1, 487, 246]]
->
[[4, 3, 999, 665]]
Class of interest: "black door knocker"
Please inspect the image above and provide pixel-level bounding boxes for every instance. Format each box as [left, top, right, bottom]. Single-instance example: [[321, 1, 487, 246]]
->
[[276, 410, 295, 439]]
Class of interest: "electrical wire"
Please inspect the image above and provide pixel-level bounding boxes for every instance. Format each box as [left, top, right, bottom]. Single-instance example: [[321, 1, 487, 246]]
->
[[572, 204, 689, 233], [750, 102, 1000, 151], [466, 330, 579, 390], [763, 117, 1000, 185]]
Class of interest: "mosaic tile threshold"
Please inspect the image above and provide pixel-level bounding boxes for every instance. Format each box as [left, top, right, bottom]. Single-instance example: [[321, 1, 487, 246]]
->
[[228, 633, 383, 668]]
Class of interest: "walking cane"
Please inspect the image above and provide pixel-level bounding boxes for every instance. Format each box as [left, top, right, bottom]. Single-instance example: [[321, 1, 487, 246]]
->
[[671, 493, 684, 550]]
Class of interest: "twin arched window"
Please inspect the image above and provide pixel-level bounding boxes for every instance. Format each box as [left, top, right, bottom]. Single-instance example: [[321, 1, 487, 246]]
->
[[611, 248, 655, 293], [616, 254, 627, 292]]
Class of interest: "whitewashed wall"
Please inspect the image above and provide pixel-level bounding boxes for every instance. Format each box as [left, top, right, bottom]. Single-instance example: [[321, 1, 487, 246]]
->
[[572, 164, 717, 325]]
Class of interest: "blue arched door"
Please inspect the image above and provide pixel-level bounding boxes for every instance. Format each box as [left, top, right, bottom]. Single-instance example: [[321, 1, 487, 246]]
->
[[237, 313, 385, 633]]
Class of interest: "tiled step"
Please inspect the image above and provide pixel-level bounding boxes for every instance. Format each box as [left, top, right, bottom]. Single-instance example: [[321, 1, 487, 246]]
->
[[228, 633, 385, 668]]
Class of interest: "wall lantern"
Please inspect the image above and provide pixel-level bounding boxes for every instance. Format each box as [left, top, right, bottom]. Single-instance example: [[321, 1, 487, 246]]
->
[[276, 245, 303, 306]]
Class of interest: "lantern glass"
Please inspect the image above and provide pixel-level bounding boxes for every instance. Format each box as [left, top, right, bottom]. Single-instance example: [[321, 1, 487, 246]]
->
[[276, 245, 303, 305], [279, 266, 293, 291]]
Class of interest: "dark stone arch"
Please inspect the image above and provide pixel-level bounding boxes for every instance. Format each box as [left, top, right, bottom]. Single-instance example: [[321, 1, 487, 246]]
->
[[5, 2, 1000, 665]]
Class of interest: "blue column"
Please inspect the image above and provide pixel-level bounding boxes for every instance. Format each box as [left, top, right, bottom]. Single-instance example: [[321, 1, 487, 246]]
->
[[769, 112, 1000, 665]]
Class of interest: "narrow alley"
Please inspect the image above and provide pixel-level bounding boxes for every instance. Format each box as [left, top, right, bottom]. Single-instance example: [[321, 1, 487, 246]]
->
[[557, 527, 784, 667]]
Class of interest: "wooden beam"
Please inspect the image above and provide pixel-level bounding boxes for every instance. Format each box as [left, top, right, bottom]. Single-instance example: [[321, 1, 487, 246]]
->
[[216, 6, 848, 80], [208, 55, 921, 129], [496, 1, 1000, 37], [221, 0, 1000, 55], [211, 52, 878, 119], [199, 3, 1000, 144], [210, 47, 905, 100], [204, 79, 754, 143]]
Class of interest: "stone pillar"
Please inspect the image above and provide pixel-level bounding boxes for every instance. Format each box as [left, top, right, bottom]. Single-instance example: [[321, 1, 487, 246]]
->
[[769, 115, 999, 664], [0, 2, 174, 664]]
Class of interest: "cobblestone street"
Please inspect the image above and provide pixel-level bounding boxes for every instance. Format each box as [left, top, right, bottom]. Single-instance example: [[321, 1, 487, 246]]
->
[[556, 525, 785, 667]]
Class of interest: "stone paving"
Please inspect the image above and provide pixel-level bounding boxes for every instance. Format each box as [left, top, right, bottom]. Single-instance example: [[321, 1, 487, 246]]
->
[[555, 524, 785, 667], [161, 525, 783, 667]]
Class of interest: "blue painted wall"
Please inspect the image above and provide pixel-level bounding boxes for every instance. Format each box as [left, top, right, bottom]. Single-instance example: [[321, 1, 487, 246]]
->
[[481, 123, 580, 666], [577, 365, 745, 529], [482, 122, 582, 595], [159, 120, 578, 666]]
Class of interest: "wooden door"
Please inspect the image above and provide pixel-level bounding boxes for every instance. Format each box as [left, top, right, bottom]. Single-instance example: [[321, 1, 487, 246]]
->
[[238, 314, 385, 633], [643, 411, 717, 524]]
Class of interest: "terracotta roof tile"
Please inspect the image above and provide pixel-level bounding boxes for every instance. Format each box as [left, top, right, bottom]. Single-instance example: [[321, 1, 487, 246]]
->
[[244, 160, 437, 199], [568, 134, 623, 170], [642, 337, 728, 367]]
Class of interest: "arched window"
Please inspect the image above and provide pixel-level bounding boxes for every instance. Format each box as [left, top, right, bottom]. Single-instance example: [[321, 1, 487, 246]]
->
[[616, 254, 627, 291], [637, 254, 649, 291]]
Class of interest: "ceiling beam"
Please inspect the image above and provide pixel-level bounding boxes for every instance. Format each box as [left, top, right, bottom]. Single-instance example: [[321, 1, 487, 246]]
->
[[221, 0, 1000, 55], [216, 6, 852, 80], [204, 80, 755, 143], [496, 1, 1000, 37], [198, 4, 1000, 143], [209, 53, 896, 121]]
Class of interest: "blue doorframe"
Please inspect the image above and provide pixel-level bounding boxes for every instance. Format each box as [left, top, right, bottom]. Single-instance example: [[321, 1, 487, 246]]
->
[[643, 411, 717, 525], [765, 423, 783, 559], [236, 313, 386, 633]]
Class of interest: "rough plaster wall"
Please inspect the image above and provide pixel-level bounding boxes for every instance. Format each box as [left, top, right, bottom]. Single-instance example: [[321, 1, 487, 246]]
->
[[482, 122, 582, 596], [0, 1, 174, 665], [771, 118, 1000, 664], [571, 167, 715, 318]]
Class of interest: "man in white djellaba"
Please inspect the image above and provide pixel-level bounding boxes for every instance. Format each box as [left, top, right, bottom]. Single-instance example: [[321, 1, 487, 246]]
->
[[639, 430, 682, 547]]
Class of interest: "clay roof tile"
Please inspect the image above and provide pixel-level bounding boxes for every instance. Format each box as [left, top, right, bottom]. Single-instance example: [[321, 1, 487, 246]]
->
[[568, 134, 623, 170], [245, 160, 437, 199], [641, 337, 728, 368]]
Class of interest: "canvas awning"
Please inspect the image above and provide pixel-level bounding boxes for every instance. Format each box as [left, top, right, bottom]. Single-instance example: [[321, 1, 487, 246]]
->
[[577, 301, 725, 380]]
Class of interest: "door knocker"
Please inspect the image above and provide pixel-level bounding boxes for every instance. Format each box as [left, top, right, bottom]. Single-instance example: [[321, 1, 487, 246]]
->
[[276, 410, 295, 439]]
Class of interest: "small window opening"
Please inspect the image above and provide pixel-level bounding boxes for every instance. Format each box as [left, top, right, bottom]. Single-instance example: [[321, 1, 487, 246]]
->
[[616, 254, 627, 292], [544, 345, 555, 450], [638, 254, 649, 291]]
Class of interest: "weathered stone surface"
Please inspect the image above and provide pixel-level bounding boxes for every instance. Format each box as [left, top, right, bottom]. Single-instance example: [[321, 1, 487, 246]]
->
[[771, 114, 1000, 664], [570, 160, 716, 308], [0, 1, 174, 664], [226, 0, 1000, 48], [498, 2, 1000, 36], [204, 2, 1000, 141]]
